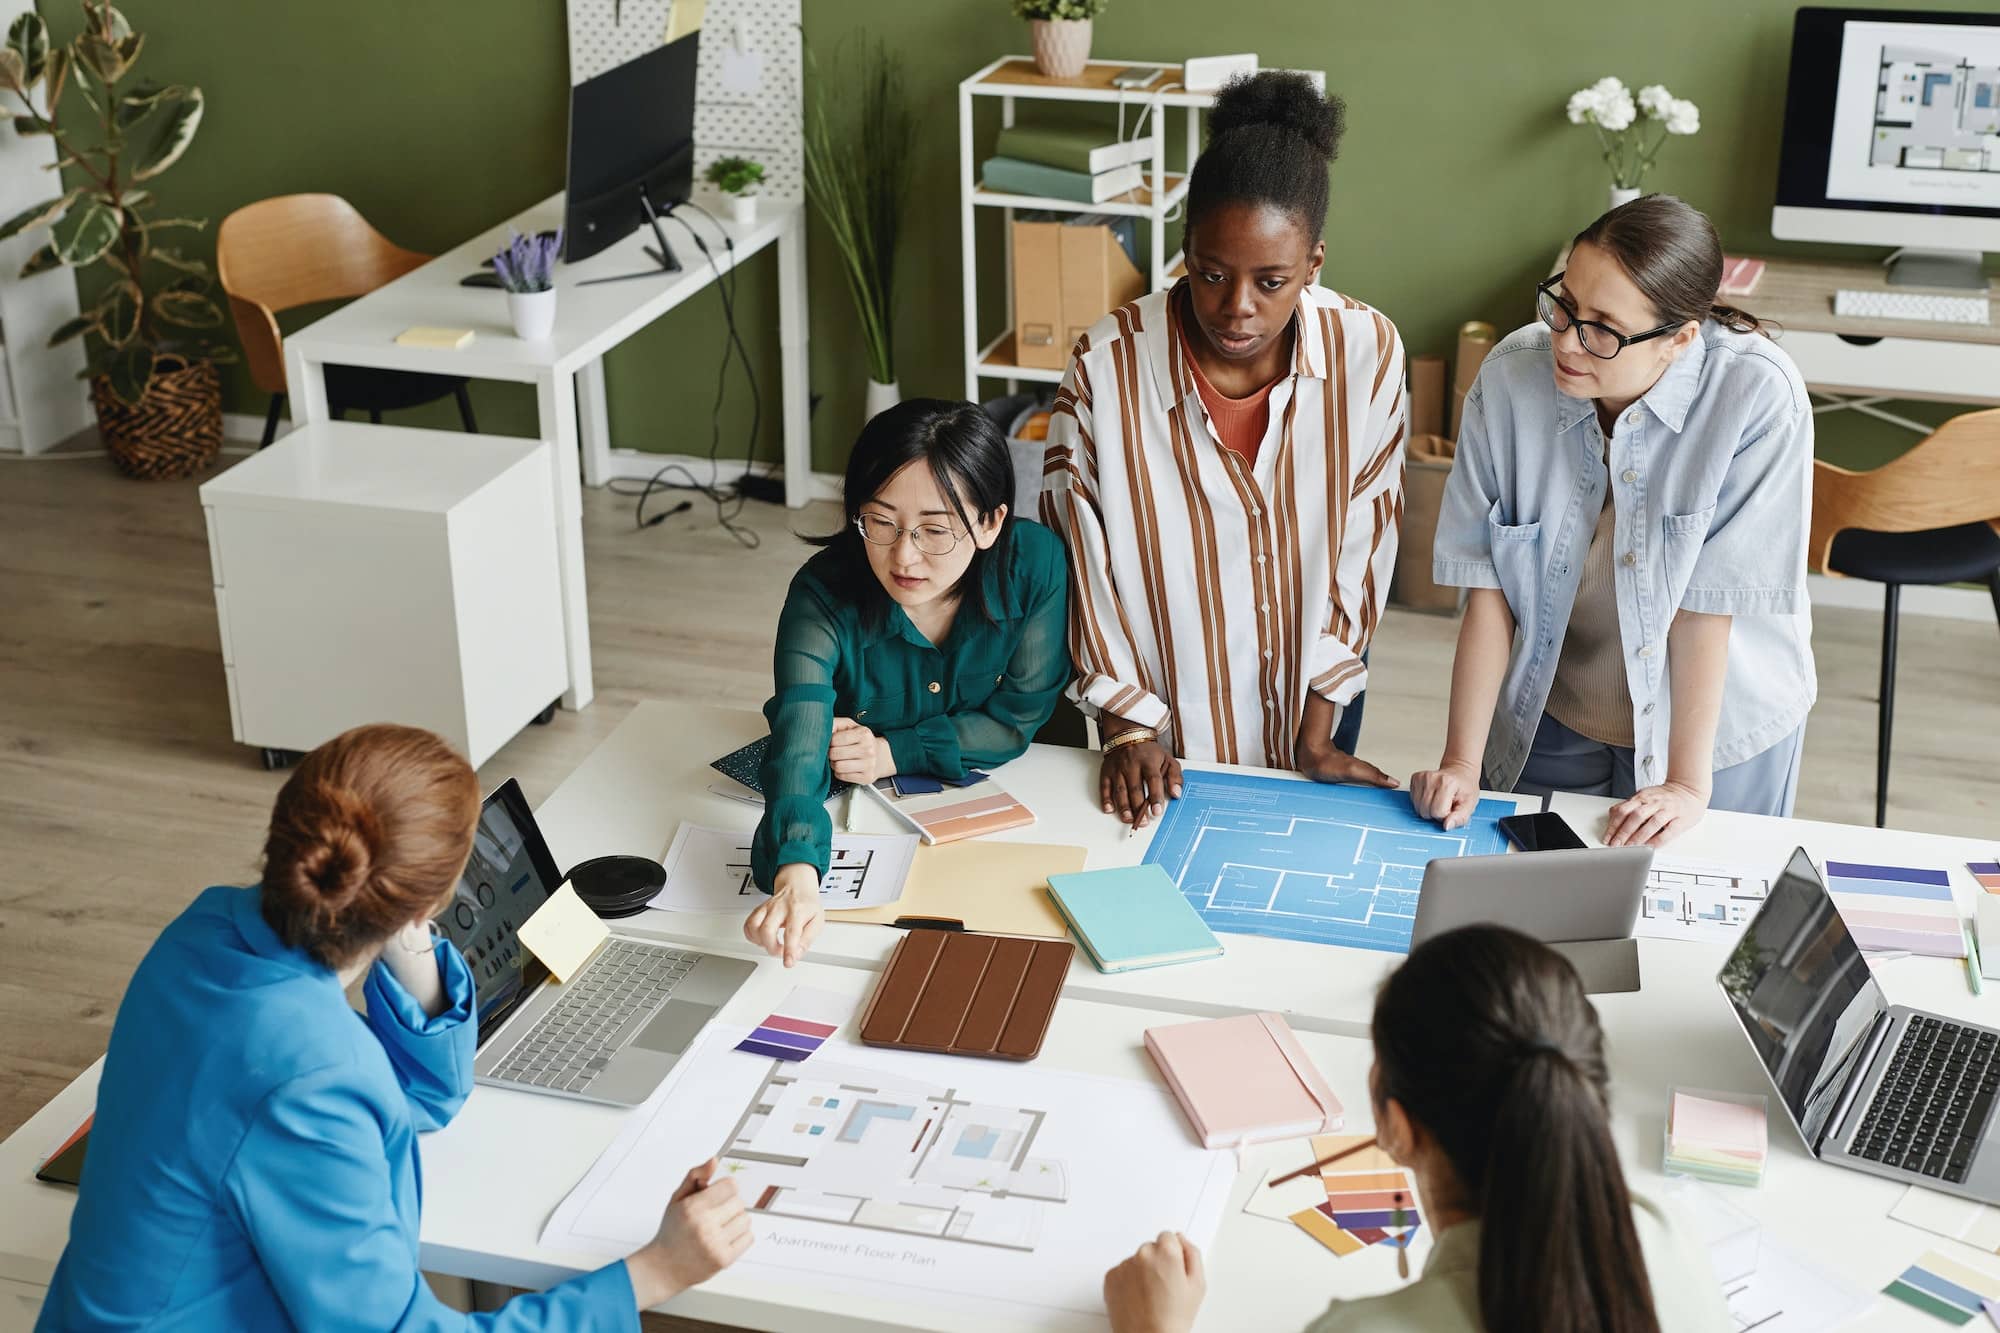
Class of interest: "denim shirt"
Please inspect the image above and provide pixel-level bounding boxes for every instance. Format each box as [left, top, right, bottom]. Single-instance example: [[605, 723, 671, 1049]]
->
[[1433, 322, 1817, 792]]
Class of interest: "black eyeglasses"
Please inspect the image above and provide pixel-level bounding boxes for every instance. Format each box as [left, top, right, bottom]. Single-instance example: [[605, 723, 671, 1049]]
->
[[1536, 273, 1680, 361]]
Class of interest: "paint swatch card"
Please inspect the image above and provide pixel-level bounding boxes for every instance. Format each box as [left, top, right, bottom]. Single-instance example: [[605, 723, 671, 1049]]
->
[[735, 987, 844, 1062], [1825, 860, 1964, 958], [1969, 863, 2000, 894], [1286, 1134, 1421, 1258], [1884, 1249, 2000, 1324]]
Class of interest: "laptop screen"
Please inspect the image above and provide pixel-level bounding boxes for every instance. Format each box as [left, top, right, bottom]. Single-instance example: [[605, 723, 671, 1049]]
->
[[436, 779, 561, 1028], [1719, 848, 1889, 1150]]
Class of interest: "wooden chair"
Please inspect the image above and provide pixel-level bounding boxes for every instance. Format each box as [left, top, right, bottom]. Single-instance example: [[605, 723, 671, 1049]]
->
[[217, 194, 477, 447], [1809, 409, 2000, 826]]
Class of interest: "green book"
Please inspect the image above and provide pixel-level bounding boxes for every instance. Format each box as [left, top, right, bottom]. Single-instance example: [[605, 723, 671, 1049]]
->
[[981, 155, 1144, 205], [994, 123, 1154, 175]]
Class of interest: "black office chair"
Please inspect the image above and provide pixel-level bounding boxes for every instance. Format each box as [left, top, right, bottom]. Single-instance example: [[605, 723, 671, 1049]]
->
[[1810, 412, 2000, 826]]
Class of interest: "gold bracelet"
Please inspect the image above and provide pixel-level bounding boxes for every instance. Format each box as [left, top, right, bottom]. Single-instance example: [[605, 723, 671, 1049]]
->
[[1101, 727, 1158, 755]]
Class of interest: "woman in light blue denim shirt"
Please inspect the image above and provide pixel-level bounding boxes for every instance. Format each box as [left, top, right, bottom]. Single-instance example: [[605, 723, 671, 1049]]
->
[[1411, 196, 1816, 846]]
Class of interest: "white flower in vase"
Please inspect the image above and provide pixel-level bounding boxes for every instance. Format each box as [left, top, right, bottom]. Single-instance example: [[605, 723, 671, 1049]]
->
[[1566, 75, 1702, 201], [1666, 97, 1701, 136]]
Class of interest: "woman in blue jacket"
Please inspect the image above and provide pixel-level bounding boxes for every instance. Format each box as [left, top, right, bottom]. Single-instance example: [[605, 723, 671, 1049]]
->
[[40, 724, 749, 1331]]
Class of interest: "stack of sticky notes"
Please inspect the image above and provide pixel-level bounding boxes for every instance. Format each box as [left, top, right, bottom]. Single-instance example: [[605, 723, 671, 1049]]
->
[[1826, 860, 1964, 957], [1047, 864, 1223, 972], [1664, 1088, 1767, 1187]]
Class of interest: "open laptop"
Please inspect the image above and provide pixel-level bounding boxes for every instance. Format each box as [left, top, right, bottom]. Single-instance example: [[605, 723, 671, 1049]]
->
[[437, 778, 755, 1106], [1411, 847, 1653, 993], [1721, 848, 2000, 1201]]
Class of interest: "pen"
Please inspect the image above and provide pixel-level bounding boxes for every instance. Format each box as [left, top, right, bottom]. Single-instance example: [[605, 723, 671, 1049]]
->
[[842, 787, 857, 834], [1965, 921, 1984, 997], [1391, 1190, 1410, 1279]]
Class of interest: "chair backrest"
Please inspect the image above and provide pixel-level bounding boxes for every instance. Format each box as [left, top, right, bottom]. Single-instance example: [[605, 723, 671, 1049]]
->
[[1809, 407, 2000, 574], [216, 194, 430, 395]]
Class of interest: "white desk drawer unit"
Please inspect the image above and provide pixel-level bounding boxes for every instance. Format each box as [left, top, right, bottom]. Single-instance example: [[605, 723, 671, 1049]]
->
[[197, 421, 567, 769], [1777, 327, 2000, 406]]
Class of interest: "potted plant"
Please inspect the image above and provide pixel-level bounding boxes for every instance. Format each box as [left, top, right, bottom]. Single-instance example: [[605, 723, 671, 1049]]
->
[[704, 155, 766, 226], [1014, 0, 1107, 81], [0, 3, 233, 480], [804, 38, 913, 419], [1565, 76, 1701, 213], [492, 227, 562, 341]]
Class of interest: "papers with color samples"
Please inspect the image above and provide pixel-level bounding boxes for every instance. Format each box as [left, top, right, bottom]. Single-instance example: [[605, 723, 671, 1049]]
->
[[1826, 860, 1964, 958], [1884, 1249, 2000, 1324], [734, 987, 844, 1063], [1283, 1135, 1421, 1259], [1969, 863, 2000, 894]]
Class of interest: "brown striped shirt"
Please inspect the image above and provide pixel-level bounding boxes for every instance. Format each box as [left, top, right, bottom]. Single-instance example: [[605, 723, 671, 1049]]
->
[[1040, 282, 1408, 767]]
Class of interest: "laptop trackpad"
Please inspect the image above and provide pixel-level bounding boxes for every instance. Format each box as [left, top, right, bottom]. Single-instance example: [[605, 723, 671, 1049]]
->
[[634, 999, 717, 1055], [1552, 938, 1641, 994]]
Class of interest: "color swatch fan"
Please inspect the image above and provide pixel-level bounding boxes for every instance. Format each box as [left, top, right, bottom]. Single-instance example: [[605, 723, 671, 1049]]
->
[[1825, 860, 1963, 957]]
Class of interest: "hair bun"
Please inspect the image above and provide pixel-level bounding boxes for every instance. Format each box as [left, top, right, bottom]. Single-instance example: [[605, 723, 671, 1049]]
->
[[1209, 70, 1344, 162], [287, 782, 381, 909]]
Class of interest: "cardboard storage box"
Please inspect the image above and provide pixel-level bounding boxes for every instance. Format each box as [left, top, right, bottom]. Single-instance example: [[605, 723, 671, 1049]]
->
[[1012, 215, 1146, 370]]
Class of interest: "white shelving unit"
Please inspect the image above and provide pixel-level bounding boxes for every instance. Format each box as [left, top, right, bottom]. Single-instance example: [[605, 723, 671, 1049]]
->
[[957, 56, 1215, 400], [0, 0, 91, 455]]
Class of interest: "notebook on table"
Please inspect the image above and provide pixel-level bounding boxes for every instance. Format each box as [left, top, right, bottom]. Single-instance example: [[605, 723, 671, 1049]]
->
[[1046, 864, 1223, 972], [708, 735, 852, 806], [858, 928, 1073, 1061], [862, 770, 1036, 845], [1144, 1012, 1344, 1149]]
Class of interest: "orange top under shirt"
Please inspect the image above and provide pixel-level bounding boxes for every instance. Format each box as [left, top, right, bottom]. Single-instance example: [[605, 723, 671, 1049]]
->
[[1180, 324, 1278, 466]]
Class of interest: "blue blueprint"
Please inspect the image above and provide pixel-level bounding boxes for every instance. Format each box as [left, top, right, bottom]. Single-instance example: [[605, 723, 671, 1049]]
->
[[1141, 770, 1515, 953]]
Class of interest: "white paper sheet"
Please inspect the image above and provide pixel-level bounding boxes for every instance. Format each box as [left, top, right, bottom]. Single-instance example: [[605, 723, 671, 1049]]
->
[[1242, 1162, 1333, 1225], [1633, 857, 1772, 944], [542, 1005, 1235, 1324], [1891, 1183, 2000, 1252], [1666, 1180, 1873, 1331], [649, 823, 916, 913]]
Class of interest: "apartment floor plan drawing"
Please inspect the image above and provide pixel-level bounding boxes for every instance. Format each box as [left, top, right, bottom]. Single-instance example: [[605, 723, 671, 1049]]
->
[[716, 1057, 1069, 1251], [1142, 769, 1515, 953], [1635, 859, 1772, 944], [1875, 45, 2000, 173], [722, 840, 883, 902]]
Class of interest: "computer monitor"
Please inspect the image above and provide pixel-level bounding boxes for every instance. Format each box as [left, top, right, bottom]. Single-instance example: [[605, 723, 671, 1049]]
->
[[562, 29, 700, 269], [1774, 7, 2000, 288]]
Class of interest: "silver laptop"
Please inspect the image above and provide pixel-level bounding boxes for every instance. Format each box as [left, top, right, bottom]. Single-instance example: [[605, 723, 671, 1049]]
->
[[1721, 848, 2000, 1202], [438, 779, 755, 1107], [1411, 847, 1653, 993]]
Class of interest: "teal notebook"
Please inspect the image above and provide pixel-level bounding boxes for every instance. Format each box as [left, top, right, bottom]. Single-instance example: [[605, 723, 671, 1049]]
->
[[1046, 865, 1224, 973], [980, 155, 1143, 204]]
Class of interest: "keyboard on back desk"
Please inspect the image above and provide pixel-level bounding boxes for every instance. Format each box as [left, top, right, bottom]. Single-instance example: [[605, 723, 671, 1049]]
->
[[1852, 1016, 2000, 1185]]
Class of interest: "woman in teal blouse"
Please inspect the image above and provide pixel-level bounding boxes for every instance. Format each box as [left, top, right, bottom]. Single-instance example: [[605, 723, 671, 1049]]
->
[[746, 399, 1070, 965], [41, 725, 749, 1331]]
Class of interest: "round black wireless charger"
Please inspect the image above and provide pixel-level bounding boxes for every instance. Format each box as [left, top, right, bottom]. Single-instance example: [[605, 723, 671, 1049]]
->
[[567, 854, 666, 919]]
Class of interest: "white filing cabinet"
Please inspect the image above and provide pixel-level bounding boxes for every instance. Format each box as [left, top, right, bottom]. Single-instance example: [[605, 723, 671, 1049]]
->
[[198, 422, 568, 769]]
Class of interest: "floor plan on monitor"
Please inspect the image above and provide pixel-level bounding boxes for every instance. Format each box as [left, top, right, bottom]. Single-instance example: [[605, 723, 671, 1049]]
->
[[1141, 770, 1515, 953], [716, 1058, 1068, 1251], [1874, 45, 2000, 173]]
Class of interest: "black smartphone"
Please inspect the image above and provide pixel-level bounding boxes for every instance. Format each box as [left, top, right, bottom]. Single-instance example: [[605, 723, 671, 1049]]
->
[[1496, 811, 1587, 852]]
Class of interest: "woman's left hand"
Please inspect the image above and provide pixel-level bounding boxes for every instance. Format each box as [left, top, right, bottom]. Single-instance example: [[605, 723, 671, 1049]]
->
[[1605, 780, 1710, 847], [828, 717, 894, 786], [1295, 739, 1399, 789]]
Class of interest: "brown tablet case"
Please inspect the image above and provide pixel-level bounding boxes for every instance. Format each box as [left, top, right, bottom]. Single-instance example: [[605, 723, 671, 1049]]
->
[[857, 928, 1073, 1061]]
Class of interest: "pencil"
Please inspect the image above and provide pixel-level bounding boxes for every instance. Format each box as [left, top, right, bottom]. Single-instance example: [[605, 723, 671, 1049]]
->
[[1267, 1137, 1378, 1188], [1965, 921, 1984, 997]]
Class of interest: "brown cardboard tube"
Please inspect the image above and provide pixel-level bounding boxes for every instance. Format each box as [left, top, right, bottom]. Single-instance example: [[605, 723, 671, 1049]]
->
[[1450, 321, 1497, 439], [1409, 354, 1445, 439]]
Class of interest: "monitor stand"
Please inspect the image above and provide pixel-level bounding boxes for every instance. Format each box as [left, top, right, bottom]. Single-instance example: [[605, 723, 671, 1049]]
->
[[1884, 247, 1987, 290], [574, 184, 684, 287]]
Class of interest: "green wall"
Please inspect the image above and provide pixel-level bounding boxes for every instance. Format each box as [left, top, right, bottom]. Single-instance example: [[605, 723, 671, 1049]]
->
[[35, 0, 1995, 474]]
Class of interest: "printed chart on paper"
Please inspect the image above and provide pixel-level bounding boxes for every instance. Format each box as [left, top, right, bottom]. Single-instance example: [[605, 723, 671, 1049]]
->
[[1141, 770, 1514, 953]]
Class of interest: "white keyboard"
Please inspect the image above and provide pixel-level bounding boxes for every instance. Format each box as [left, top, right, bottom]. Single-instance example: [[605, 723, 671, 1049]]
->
[[1833, 288, 1991, 325]]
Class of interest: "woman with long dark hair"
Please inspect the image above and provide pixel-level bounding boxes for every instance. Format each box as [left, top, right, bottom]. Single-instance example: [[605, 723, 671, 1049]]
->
[[1412, 195, 1815, 846], [1041, 71, 1407, 832], [745, 398, 1069, 964], [1100, 926, 1728, 1333]]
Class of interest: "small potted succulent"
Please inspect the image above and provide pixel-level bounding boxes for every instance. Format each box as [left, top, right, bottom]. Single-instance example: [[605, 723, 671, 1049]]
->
[[1013, 0, 1107, 81], [492, 228, 561, 341], [704, 155, 766, 226]]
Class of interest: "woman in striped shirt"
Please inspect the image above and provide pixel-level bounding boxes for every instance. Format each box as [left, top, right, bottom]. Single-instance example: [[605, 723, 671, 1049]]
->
[[1041, 72, 1408, 829]]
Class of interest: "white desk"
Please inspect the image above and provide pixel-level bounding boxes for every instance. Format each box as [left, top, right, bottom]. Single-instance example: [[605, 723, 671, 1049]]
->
[[7, 704, 2000, 1329], [284, 194, 812, 712]]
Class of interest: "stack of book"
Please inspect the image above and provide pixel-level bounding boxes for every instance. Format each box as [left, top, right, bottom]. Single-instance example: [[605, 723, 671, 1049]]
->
[[982, 120, 1154, 204]]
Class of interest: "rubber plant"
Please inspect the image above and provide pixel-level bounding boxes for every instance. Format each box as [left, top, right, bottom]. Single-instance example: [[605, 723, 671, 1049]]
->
[[0, 2, 233, 409]]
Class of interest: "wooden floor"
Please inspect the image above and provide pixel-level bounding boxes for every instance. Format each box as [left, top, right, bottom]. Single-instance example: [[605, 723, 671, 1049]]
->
[[2, 451, 1997, 1142]]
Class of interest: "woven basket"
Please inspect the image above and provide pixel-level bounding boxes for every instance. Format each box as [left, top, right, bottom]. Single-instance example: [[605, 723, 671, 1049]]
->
[[91, 354, 223, 480]]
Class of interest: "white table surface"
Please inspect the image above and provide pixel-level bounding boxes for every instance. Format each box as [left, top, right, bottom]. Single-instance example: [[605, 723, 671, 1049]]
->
[[7, 702, 2000, 1329]]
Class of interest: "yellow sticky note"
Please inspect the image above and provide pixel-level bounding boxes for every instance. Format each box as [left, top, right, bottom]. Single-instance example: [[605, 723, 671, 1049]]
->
[[516, 883, 609, 982], [394, 326, 474, 349], [1290, 1206, 1364, 1256]]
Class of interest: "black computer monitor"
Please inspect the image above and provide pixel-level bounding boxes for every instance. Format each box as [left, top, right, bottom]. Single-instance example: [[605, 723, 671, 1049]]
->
[[562, 30, 700, 268]]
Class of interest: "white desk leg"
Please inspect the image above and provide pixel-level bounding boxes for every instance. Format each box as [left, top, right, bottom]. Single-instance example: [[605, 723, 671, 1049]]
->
[[284, 344, 330, 426], [577, 358, 611, 487], [778, 210, 812, 509], [536, 371, 595, 711]]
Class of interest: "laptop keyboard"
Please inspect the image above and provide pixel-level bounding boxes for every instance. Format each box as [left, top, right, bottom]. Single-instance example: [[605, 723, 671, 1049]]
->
[[489, 940, 700, 1094], [1852, 1016, 2000, 1184]]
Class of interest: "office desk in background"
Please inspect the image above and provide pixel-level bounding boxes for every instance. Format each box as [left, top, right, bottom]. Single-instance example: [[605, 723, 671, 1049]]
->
[[285, 194, 812, 713], [3, 700, 1997, 1329]]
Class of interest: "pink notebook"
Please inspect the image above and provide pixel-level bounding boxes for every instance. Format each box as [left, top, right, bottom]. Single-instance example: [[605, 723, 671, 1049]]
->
[[1144, 1012, 1344, 1149]]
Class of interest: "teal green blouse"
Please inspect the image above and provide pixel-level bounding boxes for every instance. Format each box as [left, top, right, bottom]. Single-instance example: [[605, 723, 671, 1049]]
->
[[752, 519, 1071, 889]]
